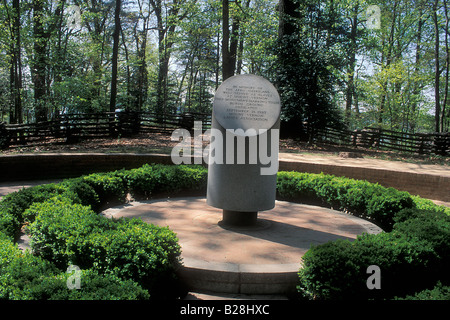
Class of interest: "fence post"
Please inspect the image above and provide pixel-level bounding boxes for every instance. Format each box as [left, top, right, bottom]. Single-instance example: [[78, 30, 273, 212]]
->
[[352, 129, 360, 148], [0, 122, 10, 149], [417, 134, 425, 155], [180, 113, 194, 131], [433, 132, 450, 156]]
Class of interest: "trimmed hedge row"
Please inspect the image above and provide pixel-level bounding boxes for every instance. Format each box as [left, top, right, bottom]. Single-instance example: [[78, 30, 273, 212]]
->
[[276, 171, 419, 231], [276, 171, 450, 300], [25, 198, 182, 298], [0, 164, 449, 300], [0, 232, 150, 300], [0, 164, 207, 300]]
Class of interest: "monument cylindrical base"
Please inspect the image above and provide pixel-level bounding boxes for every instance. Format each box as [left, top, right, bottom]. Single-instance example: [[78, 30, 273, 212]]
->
[[222, 210, 257, 226]]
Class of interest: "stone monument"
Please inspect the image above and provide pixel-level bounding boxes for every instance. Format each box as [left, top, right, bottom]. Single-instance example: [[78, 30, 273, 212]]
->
[[206, 74, 281, 226]]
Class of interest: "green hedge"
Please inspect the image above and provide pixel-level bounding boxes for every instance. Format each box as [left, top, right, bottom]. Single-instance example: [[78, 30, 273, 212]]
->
[[297, 231, 440, 300], [296, 208, 450, 300], [0, 233, 149, 300], [1, 164, 448, 300], [25, 199, 181, 298], [124, 164, 207, 198], [276, 171, 449, 300], [0, 164, 207, 300], [25, 198, 114, 268], [397, 282, 450, 300], [276, 171, 419, 231]]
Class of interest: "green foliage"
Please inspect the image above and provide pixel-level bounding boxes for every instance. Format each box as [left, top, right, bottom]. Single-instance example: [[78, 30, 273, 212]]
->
[[25, 198, 113, 269], [393, 208, 450, 275], [396, 282, 450, 300], [276, 170, 450, 300], [297, 232, 439, 300], [276, 171, 415, 230], [79, 218, 182, 298], [365, 188, 414, 230], [296, 204, 450, 300], [276, 0, 347, 137], [124, 163, 207, 198], [13, 269, 150, 300], [82, 171, 128, 206], [0, 235, 149, 300], [25, 197, 182, 298], [0, 210, 19, 241], [410, 195, 450, 216], [0, 231, 23, 269], [59, 178, 101, 212], [0, 183, 69, 238]]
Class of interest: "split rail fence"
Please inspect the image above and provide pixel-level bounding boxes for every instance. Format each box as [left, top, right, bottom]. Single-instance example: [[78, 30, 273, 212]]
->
[[0, 111, 448, 156]]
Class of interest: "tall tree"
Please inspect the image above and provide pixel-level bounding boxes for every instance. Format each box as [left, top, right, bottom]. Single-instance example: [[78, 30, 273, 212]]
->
[[222, 0, 241, 80], [276, 0, 345, 138], [32, 0, 48, 122], [11, 0, 22, 123], [109, 0, 121, 114], [342, 0, 366, 124], [410, 0, 427, 132], [150, 0, 191, 119], [2, 0, 23, 123], [433, 0, 441, 132], [442, 0, 449, 132]]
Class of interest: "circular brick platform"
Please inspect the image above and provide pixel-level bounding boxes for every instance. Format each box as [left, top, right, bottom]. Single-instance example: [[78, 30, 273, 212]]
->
[[102, 197, 383, 295]]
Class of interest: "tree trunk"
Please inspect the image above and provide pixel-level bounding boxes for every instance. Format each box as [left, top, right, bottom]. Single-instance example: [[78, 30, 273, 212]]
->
[[109, 0, 121, 135], [345, 4, 359, 124], [109, 0, 121, 113], [278, 0, 300, 39], [411, 5, 424, 133], [120, 25, 131, 110], [151, 0, 182, 119], [12, 0, 22, 124], [442, 0, 449, 132], [32, 0, 48, 122], [433, 0, 441, 132], [379, 0, 398, 126], [222, 0, 233, 80]]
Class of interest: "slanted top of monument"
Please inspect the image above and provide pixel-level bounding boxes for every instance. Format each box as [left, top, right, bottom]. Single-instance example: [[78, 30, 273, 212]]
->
[[213, 74, 281, 136]]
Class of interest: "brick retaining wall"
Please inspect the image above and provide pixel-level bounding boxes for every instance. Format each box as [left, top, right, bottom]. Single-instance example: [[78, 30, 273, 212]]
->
[[278, 161, 450, 202], [0, 153, 448, 202]]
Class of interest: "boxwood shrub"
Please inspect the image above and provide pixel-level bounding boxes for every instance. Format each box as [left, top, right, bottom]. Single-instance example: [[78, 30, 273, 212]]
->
[[397, 282, 450, 300], [25, 198, 114, 268], [297, 206, 450, 300], [277, 171, 429, 230], [78, 218, 182, 298], [297, 232, 440, 300], [1, 164, 448, 300], [0, 233, 149, 300], [124, 164, 207, 198], [276, 170, 449, 300], [0, 163, 208, 300], [81, 171, 128, 207], [24, 198, 182, 298], [0, 183, 68, 239]]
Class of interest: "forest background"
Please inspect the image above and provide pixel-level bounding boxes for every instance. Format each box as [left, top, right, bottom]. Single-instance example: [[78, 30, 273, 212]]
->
[[0, 0, 449, 137]]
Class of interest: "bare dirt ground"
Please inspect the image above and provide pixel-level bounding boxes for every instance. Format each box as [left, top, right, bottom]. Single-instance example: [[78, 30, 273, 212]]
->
[[1, 132, 448, 166]]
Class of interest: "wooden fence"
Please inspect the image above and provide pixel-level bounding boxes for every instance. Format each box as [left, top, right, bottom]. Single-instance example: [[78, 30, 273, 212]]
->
[[0, 111, 448, 156], [313, 126, 449, 156], [0, 111, 211, 147]]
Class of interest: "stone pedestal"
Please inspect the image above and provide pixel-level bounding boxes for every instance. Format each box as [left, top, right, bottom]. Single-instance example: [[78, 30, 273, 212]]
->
[[206, 74, 281, 226]]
